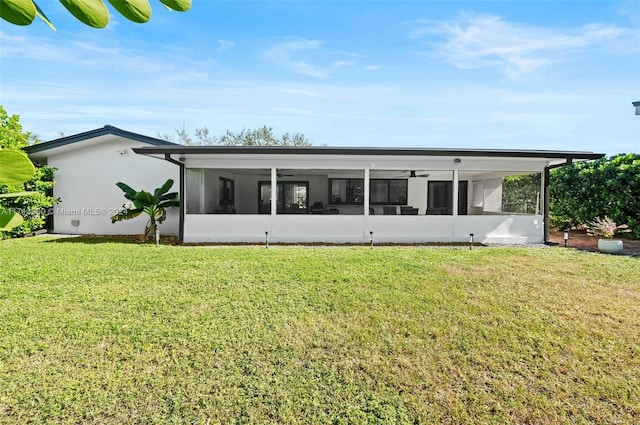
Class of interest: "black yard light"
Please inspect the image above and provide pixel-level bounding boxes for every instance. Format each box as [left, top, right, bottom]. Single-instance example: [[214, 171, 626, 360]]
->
[[563, 229, 569, 247], [265, 231, 269, 249], [370, 231, 374, 249], [469, 233, 474, 250]]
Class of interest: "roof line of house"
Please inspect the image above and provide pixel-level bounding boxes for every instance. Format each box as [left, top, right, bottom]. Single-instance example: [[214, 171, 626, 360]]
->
[[133, 145, 605, 161], [24, 125, 176, 154], [23, 124, 605, 161]]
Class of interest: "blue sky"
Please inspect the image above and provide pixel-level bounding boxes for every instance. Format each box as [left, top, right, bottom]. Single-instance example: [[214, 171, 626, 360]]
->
[[1, 0, 639, 155]]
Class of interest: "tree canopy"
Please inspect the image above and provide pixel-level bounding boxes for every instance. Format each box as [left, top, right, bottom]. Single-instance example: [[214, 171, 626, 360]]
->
[[0, 106, 31, 150], [550, 153, 640, 238], [0, 0, 191, 30], [159, 125, 312, 147], [0, 106, 59, 237]]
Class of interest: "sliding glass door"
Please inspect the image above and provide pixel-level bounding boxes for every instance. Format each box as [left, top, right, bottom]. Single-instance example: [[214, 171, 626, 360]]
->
[[427, 181, 468, 215], [258, 181, 309, 214]]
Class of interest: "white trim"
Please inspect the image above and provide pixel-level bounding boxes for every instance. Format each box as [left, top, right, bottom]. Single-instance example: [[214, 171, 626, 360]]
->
[[270, 167, 277, 217], [452, 169, 459, 217]]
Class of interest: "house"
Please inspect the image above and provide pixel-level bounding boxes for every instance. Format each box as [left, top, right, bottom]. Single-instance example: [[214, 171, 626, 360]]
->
[[26, 126, 180, 236], [26, 125, 604, 244]]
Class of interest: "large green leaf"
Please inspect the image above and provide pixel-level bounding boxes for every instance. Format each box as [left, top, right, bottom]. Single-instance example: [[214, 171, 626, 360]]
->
[[134, 190, 156, 206], [0, 208, 23, 231], [115, 181, 138, 201], [0, 0, 36, 25], [34, 1, 56, 30], [111, 207, 143, 223], [159, 191, 178, 202], [0, 191, 37, 198], [153, 178, 174, 199], [158, 199, 179, 209], [107, 0, 150, 23], [0, 149, 36, 185], [159, 0, 190, 12], [59, 0, 109, 28]]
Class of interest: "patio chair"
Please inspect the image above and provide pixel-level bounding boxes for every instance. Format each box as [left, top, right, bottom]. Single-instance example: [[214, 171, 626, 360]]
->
[[310, 202, 324, 214], [383, 206, 397, 215], [400, 207, 419, 215]]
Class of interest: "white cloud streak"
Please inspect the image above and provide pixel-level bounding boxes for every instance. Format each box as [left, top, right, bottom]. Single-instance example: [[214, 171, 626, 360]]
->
[[263, 37, 357, 78], [415, 14, 633, 78]]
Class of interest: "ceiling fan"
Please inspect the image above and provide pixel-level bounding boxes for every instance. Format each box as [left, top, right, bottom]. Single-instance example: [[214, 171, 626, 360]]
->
[[259, 172, 294, 177], [396, 170, 430, 178]]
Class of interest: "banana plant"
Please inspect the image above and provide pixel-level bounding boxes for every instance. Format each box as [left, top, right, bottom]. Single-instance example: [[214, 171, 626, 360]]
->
[[0, 148, 37, 231], [111, 178, 179, 240], [0, 0, 191, 30]]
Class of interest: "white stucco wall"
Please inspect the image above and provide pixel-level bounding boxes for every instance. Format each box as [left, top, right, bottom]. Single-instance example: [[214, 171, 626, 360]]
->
[[45, 137, 179, 236], [483, 178, 503, 212], [184, 214, 544, 244]]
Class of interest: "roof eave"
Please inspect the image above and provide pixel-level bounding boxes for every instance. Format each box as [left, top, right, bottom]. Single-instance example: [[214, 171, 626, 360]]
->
[[132, 145, 605, 162], [25, 125, 177, 155]]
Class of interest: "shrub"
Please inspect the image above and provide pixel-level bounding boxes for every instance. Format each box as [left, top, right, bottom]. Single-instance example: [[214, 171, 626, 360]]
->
[[0, 106, 59, 238], [550, 154, 640, 238]]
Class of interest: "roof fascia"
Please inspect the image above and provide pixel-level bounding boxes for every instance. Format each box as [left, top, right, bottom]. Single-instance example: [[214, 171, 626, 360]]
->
[[132, 145, 605, 162], [25, 125, 176, 155]]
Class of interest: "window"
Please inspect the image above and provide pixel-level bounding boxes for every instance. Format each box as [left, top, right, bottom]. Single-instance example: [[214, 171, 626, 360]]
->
[[370, 179, 408, 205], [329, 179, 364, 204], [258, 181, 309, 214], [218, 177, 235, 212], [329, 178, 407, 205], [427, 181, 468, 215]]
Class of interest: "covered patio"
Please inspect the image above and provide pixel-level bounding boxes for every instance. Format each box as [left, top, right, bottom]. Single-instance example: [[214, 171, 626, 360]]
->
[[133, 146, 603, 244]]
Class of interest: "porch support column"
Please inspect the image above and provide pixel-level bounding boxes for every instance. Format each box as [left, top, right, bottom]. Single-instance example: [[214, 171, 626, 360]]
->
[[364, 167, 370, 216], [452, 169, 459, 216], [543, 166, 550, 243], [270, 167, 277, 216], [163, 154, 184, 242]]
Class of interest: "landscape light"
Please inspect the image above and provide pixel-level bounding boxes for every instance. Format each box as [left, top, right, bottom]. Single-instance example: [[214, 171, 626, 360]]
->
[[370, 231, 374, 249], [265, 231, 269, 249], [564, 229, 569, 247], [469, 233, 474, 250]]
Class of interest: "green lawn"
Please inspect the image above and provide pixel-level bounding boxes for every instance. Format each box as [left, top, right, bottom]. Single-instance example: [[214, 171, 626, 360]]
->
[[1, 237, 639, 424]]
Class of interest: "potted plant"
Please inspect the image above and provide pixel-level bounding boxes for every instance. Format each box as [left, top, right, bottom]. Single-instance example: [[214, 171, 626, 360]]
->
[[585, 216, 631, 254]]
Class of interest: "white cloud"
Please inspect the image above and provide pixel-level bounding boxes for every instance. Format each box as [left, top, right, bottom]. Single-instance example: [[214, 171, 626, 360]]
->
[[216, 39, 236, 52], [415, 14, 632, 79], [263, 37, 357, 78]]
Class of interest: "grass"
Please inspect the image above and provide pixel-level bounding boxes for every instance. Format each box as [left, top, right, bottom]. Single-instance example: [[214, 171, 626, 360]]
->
[[1, 237, 639, 424]]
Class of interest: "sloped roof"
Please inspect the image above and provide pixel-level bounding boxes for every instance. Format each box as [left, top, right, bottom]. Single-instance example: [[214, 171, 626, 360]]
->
[[25, 125, 176, 156]]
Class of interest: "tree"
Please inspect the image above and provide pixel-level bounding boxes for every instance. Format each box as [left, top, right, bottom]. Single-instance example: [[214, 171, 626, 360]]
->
[[159, 125, 312, 147], [0, 106, 58, 237], [550, 154, 640, 238], [0, 149, 36, 231], [111, 178, 179, 240], [0, 0, 191, 30], [502, 173, 541, 214]]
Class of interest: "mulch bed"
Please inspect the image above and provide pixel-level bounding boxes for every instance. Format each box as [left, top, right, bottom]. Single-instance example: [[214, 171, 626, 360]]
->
[[548, 231, 640, 256]]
